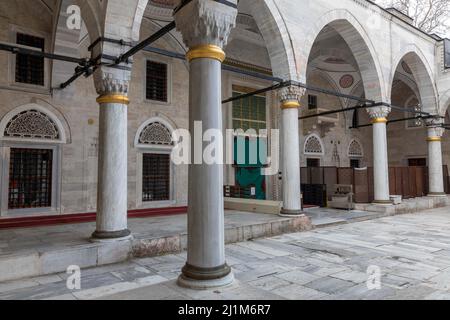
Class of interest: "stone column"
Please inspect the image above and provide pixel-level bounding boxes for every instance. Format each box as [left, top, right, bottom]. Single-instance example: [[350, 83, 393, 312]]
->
[[279, 86, 305, 215], [426, 117, 446, 196], [367, 106, 391, 204], [91, 66, 131, 240], [174, 0, 237, 289]]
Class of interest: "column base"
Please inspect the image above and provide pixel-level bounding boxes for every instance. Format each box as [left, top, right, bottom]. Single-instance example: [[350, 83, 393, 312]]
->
[[372, 200, 393, 205], [91, 229, 132, 242], [279, 208, 304, 217], [427, 192, 447, 197], [178, 263, 233, 290]]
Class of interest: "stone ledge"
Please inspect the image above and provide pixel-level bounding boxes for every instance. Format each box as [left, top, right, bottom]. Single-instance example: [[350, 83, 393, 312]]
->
[[224, 198, 282, 215], [0, 215, 312, 283], [354, 196, 450, 215]]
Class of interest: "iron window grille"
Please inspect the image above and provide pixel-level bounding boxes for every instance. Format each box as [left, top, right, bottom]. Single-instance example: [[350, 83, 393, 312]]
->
[[232, 87, 267, 134], [15, 33, 45, 86], [142, 153, 170, 202], [146, 60, 168, 102], [8, 148, 53, 209], [308, 95, 318, 110]]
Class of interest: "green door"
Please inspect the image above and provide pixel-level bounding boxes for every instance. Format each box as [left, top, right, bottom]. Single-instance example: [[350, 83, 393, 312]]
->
[[234, 136, 266, 200]]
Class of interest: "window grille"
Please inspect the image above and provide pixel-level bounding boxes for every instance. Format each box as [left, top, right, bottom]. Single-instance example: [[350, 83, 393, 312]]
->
[[15, 33, 45, 86], [139, 121, 173, 146], [146, 60, 168, 102], [232, 86, 267, 133], [142, 153, 170, 202], [348, 140, 363, 157], [8, 148, 53, 209], [308, 95, 318, 110], [305, 135, 323, 154], [4, 109, 60, 140]]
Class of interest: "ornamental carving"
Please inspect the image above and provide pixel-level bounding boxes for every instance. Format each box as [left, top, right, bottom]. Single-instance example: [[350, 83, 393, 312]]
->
[[304, 135, 323, 154], [348, 140, 363, 157], [174, 0, 238, 48], [139, 122, 173, 146], [94, 68, 130, 96], [367, 106, 391, 119], [339, 74, 354, 89], [279, 86, 306, 103], [4, 109, 60, 140]]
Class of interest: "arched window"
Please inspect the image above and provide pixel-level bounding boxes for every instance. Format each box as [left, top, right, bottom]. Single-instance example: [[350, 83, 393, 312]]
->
[[4, 109, 60, 140], [348, 139, 363, 158], [135, 118, 176, 205], [304, 134, 324, 155], [0, 105, 67, 214], [138, 121, 173, 146]]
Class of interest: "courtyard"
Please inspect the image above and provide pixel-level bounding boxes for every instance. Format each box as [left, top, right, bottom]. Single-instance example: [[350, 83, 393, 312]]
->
[[2, 206, 450, 300]]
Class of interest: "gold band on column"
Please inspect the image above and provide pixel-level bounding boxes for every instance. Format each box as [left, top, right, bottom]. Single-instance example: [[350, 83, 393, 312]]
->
[[427, 136, 442, 142], [281, 101, 300, 110], [371, 117, 387, 124], [186, 44, 226, 63], [96, 94, 130, 105]]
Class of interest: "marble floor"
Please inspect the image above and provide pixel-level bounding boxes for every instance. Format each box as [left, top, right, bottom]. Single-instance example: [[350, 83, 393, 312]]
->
[[1, 206, 450, 300]]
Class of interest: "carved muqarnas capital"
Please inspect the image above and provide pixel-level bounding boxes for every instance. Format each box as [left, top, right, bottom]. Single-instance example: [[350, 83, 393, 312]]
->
[[279, 86, 306, 103], [426, 117, 445, 138], [425, 116, 444, 128], [366, 106, 391, 120], [94, 67, 130, 96], [174, 0, 238, 48]]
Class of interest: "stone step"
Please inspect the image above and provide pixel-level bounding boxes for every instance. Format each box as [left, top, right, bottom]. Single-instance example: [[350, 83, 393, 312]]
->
[[224, 198, 282, 214]]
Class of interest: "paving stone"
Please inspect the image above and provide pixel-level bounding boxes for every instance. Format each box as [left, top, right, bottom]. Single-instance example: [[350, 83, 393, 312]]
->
[[328, 282, 397, 300], [248, 276, 292, 291], [272, 284, 329, 300], [330, 269, 369, 284], [4, 207, 450, 300], [276, 270, 321, 285], [384, 285, 437, 300], [304, 276, 356, 295]]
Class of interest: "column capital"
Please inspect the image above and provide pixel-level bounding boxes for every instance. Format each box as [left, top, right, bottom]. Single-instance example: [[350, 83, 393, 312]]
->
[[425, 116, 445, 141], [279, 86, 306, 109], [174, 0, 238, 49], [425, 116, 444, 128], [93, 66, 130, 103], [367, 106, 391, 123]]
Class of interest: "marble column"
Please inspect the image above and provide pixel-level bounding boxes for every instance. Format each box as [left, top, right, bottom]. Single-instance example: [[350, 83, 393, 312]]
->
[[426, 117, 446, 196], [367, 106, 391, 204], [174, 0, 237, 289], [91, 67, 131, 240], [279, 86, 305, 216]]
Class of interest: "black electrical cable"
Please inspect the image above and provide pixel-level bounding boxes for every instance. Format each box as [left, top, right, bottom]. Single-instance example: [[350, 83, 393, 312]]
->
[[115, 21, 176, 65], [298, 105, 367, 120]]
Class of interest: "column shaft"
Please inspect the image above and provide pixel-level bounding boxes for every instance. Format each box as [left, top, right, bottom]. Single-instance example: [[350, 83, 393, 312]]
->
[[372, 120, 390, 203], [175, 0, 237, 289], [368, 106, 391, 204], [427, 128, 445, 196], [281, 107, 302, 214], [92, 96, 130, 240], [186, 57, 227, 271]]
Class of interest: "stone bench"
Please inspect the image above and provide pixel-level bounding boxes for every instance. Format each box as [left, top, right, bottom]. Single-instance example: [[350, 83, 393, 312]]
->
[[224, 197, 282, 215]]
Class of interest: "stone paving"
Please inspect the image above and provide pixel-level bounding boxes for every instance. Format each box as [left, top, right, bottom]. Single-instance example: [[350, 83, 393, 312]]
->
[[2, 207, 450, 300]]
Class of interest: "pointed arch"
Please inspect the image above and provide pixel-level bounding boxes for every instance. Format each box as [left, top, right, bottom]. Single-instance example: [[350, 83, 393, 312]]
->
[[389, 45, 438, 114], [439, 89, 450, 116], [302, 9, 386, 102], [247, 0, 298, 80]]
